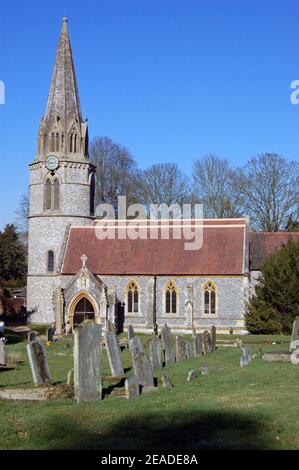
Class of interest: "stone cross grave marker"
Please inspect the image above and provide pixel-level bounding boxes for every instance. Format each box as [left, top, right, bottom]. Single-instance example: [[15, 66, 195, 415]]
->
[[148, 336, 163, 370], [290, 317, 299, 352], [74, 321, 102, 402], [202, 330, 213, 354], [161, 325, 175, 365], [193, 334, 203, 357], [175, 335, 187, 362], [125, 375, 140, 399], [27, 339, 52, 386], [127, 324, 135, 343], [105, 331, 124, 377]]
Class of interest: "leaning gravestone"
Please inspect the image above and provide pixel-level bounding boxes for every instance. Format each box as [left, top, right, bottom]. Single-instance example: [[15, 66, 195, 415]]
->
[[125, 375, 140, 399], [186, 342, 194, 359], [290, 317, 299, 352], [105, 331, 124, 377], [27, 340, 52, 386], [0, 342, 5, 365], [193, 334, 203, 357], [127, 324, 135, 343], [148, 336, 163, 370], [129, 336, 144, 355], [74, 321, 102, 402], [202, 330, 213, 354], [161, 325, 175, 365], [131, 351, 154, 389], [175, 335, 187, 362], [210, 326, 216, 351]]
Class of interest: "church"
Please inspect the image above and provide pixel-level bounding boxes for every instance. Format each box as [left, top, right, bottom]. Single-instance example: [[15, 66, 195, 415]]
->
[[27, 18, 295, 335]]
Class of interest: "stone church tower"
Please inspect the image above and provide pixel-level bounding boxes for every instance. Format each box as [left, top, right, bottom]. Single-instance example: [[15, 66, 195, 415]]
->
[[27, 18, 95, 322]]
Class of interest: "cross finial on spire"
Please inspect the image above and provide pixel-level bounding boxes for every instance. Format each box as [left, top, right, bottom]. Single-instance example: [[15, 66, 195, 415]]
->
[[81, 254, 88, 268]]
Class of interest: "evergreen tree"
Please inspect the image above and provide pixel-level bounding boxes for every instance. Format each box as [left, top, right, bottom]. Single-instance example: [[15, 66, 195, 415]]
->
[[0, 224, 27, 281], [246, 239, 299, 334]]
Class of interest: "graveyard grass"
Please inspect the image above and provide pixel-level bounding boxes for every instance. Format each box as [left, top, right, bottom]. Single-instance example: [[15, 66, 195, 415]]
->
[[1, 327, 299, 450]]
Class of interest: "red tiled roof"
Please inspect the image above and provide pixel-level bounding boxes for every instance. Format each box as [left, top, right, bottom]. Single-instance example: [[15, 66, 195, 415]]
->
[[250, 232, 299, 270], [62, 219, 247, 276]]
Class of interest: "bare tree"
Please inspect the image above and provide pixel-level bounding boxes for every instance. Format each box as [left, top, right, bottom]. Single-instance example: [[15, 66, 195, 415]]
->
[[234, 153, 299, 231], [90, 137, 140, 208], [192, 154, 242, 218], [136, 163, 191, 211], [14, 193, 29, 234]]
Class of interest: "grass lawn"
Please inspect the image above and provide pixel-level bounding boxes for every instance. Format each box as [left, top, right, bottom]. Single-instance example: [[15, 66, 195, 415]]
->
[[0, 328, 298, 450]]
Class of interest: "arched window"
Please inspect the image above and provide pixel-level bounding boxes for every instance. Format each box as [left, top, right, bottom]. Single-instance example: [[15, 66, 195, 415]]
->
[[203, 281, 217, 315], [165, 281, 178, 314], [55, 133, 60, 152], [45, 179, 52, 210], [47, 251, 54, 272], [73, 297, 95, 327], [127, 281, 139, 313], [50, 133, 55, 152], [53, 179, 60, 210], [74, 134, 77, 153]]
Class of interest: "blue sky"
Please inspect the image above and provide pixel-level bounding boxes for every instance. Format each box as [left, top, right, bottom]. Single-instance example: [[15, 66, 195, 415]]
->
[[0, 0, 299, 228]]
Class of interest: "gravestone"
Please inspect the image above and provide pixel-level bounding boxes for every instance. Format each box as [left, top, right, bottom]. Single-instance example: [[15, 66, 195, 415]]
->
[[125, 375, 140, 399], [175, 335, 187, 362], [161, 325, 175, 365], [193, 334, 203, 357], [242, 345, 252, 362], [105, 331, 124, 377], [27, 340, 52, 386], [202, 330, 213, 354], [0, 342, 5, 365], [27, 331, 36, 343], [290, 317, 299, 352], [107, 319, 116, 333], [131, 351, 154, 389], [127, 324, 135, 343], [201, 364, 209, 375], [290, 349, 299, 365], [161, 373, 173, 389], [186, 342, 194, 359], [210, 325, 216, 351], [67, 368, 74, 385], [74, 321, 102, 402], [240, 355, 249, 367], [148, 336, 163, 370], [187, 370, 197, 381], [129, 336, 144, 355]]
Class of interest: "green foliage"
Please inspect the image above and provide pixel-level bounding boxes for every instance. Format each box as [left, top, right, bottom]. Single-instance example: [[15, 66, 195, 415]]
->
[[246, 239, 299, 334], [0, 224, 27, 282]]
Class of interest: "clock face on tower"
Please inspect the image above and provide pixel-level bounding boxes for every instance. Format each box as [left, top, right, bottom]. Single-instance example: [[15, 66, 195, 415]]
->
[[46, 155, 59, 171]]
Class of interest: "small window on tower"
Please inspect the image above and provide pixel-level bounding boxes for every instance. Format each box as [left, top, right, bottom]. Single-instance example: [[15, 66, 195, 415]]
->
[[47, 251, 54, 273]]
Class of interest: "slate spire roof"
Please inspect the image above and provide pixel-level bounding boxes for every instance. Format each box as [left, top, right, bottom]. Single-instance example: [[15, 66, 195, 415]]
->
[[45, 17, 82, 123]]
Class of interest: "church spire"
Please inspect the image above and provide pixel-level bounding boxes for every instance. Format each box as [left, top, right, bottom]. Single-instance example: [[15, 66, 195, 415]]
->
[[37, 18, 88, 160]]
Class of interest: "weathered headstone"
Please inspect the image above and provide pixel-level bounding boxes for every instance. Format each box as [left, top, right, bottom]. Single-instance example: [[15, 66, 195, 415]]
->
[[193, 334, 203, 357], [161, 373, 173, 389], [202, 330, 213, 354], [105, 331, 124, 377], [175, 335, 187, 362], [67, 368, 74, 385], [290, 317, 299, 352], [127, 324, 135, 342], [242, 345, 252, 362], [0, 342, 5, 365], [148, 336, 163, 370], [290, 349, 299, 365], [132, 351, 154, 389], [107, 319, 116, 333], [186, 342, 194, 359], [129, 336, 144, 355], [125, 375, 140, 399], [27, 331, 36, 343], [201, 364, 209, 375], [240, 355, 249, 367], [210, 325, 216, 351], [27, 340, 52, 386], [161, 325, 175, 365], [74, 321, 102, 402], [187, 369, 197, 381]]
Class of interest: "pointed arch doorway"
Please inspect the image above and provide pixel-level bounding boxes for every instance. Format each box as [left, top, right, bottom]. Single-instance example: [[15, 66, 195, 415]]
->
[[69, 292, 98, 328]]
